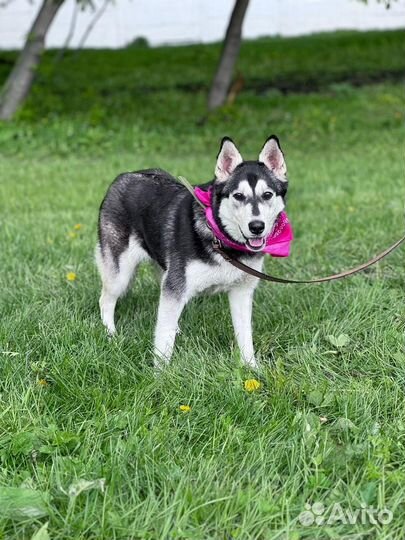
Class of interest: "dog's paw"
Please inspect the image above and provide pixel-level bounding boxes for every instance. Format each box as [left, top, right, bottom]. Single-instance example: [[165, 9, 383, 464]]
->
[[242, 355, 259, 370], [247, 362, 260, 373], [153, 349, 171, 371], [105, 326, 116, 339]]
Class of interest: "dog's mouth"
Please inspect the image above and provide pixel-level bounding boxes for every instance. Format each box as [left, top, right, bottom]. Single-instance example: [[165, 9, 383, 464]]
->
[[246, 237, 266, 251], [238, 227, 267, 251]]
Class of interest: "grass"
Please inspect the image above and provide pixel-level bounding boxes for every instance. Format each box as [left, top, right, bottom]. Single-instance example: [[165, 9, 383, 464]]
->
[[0, 29, 405, 539]]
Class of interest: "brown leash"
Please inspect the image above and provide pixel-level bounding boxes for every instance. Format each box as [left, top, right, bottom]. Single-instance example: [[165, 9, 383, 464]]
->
[[178, 176, 405, 285], [212, 235, 405, 284]]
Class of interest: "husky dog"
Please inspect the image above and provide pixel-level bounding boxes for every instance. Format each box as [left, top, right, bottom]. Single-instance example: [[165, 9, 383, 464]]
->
[[96, 137, 288, 368]]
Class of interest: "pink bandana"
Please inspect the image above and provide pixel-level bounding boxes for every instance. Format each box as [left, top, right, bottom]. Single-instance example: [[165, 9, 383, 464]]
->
[[194, 187, 293, 257]]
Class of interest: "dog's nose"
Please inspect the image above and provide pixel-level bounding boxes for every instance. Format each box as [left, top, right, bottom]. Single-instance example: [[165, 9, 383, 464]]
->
[[248, 220, 265, 235]]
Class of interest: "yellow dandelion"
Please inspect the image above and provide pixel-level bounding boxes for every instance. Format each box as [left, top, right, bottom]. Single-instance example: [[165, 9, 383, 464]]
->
[[179, 404, 191, 413], [66, 272, 77, 282], [38, 379, 48, 386], [68, 231, 77, 239], [244, 378, 261, 392], [73, 223, 82, 230]]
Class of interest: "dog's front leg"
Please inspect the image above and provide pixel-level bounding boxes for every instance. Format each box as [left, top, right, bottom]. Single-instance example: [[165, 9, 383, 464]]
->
[[228, 285, 257, 368], [153, 287, 186, 367]]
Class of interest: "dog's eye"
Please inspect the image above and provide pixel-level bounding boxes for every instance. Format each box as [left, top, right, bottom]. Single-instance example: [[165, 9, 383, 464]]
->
[[233, 192, 246, 202], [263, 191, 274, 200]]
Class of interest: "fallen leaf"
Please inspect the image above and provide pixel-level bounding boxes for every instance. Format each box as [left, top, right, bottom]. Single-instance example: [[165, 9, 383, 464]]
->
[[31, 522, 50, 540], [67, 478, 105, 498], [0, 487, 49, 519], [327, 334, 350, 348]]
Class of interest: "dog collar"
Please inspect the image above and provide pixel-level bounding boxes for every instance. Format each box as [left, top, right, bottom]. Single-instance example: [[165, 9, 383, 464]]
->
[[194, 187, 293, 257]]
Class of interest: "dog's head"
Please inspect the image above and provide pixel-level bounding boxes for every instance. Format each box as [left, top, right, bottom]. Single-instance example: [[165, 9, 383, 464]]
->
[[212, 136, 288, 251]]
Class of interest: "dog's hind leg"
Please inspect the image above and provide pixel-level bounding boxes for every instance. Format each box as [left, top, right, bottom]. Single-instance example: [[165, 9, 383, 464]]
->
[[96, 235, 149, 335]]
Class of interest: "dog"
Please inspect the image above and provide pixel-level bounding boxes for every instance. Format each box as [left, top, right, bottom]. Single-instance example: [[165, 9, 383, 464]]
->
[[95, 136, 289, 368]]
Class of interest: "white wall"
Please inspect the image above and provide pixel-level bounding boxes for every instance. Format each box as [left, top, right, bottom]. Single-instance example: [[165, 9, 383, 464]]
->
[[1, 0, 404, 50]]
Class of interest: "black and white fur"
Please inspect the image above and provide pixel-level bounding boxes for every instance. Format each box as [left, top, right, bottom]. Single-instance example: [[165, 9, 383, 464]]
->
[[96, 137, 288, 368]]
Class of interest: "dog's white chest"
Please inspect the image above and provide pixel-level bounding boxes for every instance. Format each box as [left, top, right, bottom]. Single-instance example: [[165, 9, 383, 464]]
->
[[184, 255, 263, 297]]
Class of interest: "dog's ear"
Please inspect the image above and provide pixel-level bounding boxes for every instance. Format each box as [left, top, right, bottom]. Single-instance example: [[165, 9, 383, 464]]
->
[[259, 136, 287, 181], [215, 137, 243, 182]]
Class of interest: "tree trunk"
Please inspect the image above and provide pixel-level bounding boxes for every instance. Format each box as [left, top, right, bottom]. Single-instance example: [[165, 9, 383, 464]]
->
[[0, 0, 63, 121], [207, 0, 250, 111]]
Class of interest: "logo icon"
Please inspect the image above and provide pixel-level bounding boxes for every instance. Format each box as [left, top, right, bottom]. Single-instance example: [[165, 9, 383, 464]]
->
[[298, 502, 325, 526]]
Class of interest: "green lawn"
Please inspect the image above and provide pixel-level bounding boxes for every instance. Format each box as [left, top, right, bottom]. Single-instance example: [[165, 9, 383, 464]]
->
[[0, 30, 405, 539]]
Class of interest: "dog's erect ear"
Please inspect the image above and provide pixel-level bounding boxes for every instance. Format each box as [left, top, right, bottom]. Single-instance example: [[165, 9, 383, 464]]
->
[[215, 137, 243, 182], [259, 136, 287, 181]]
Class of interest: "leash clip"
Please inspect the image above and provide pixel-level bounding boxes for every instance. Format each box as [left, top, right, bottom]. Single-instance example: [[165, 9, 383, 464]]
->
[[206, 221, 222, 250], [212, 237, 222, 250]]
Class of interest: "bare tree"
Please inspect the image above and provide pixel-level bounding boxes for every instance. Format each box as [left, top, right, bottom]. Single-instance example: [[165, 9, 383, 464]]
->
[[76, 0, 110, 50], [0, 0, 65, 120], [207, 0, 250, 111]]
